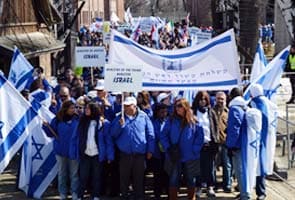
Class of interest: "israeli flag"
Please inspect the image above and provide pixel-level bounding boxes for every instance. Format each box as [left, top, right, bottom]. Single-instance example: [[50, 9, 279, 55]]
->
[[241, 108, 262, 194], [29, 88, 52, 108], [0, 74, 38, 173], [244, 46, 290, 101], [18, 101, 58, 199], [250, 96, 278, 176], [250, 40, 267, 82], [8, 47, 34, 91]]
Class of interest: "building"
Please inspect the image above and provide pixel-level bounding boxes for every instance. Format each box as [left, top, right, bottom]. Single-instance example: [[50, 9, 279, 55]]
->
[[0, 0, 64, 78]]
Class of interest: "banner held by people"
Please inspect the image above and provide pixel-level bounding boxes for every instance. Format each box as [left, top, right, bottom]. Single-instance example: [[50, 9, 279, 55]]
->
[[109, 29, 240, 91]]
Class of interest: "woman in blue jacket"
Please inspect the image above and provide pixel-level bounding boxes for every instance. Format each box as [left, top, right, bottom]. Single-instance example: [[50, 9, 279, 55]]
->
[[43, 100, 79, 200], [160, 98, 204, 200], [77, 102, 110, 200]]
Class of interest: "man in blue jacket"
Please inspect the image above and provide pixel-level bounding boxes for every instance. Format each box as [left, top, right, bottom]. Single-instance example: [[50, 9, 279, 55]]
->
[[110, 96, 155, 200], [226, 87, 250, 200]]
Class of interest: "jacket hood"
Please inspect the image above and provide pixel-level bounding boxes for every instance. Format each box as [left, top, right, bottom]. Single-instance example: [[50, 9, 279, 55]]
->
[[250, 83, 264, 98], [229, 96, 247, 108]]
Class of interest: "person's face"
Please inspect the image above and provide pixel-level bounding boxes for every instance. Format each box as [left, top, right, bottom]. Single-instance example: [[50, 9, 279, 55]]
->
[[137, 94, 143, 104], [66, 105, 76, 116], [124, 104, 137, 116], [162, 97, 170, 105], [59, 92, 69, 102], [175, 101, 185, 117], [85, 105, 91, 116], [199, 96, 207, 107], [158, 108, 168, 119], [76, 104, 85, 114], [216, 93, 226, 107], [97, 90, 106, 98]]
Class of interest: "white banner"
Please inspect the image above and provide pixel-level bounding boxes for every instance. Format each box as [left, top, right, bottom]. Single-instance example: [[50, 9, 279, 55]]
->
[[109, 29, 240, 91], [75, 46, 106, 67], [104, 64, 143, 92]]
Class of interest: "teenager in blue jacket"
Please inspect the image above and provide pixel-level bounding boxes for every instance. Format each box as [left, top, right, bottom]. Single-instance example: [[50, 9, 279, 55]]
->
[[160, 97, 204, 200], [43, 100, 79, 200], [110, 96, 155, 200], [77, 102, 111, 200]]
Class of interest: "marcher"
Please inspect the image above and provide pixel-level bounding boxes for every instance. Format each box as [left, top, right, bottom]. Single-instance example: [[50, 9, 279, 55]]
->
[[160, 97, 204, 200], [78, 102, 111, 200], [249, 84, 278, 200], [110, 96, 155, 200], [213, 91, 232, 193], [192, 91, 219, 197], [151, 103, 170, 199], [43, 100, 80, 200], [226, 88, 250, 200]]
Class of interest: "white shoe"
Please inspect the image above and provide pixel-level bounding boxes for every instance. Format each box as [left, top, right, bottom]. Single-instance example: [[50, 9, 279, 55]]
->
[[207, 187, 216, 197]]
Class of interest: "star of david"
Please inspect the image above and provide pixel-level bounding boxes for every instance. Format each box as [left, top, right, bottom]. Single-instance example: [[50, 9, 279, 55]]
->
[[32, 136, 44, 161], [249, 131, 260, 158], [0, 121, 4, 139]]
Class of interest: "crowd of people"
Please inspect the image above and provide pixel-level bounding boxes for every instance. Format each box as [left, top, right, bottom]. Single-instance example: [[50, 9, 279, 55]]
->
[[19, 63, 276, 200]]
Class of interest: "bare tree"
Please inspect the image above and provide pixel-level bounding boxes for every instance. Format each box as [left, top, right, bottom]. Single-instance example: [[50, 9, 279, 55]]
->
[[124, 0, 149, 10]]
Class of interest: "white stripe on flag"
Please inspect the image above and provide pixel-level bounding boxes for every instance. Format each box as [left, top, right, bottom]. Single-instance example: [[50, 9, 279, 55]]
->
[[0, 74, 38, 173], [8, 47, 34, 91]]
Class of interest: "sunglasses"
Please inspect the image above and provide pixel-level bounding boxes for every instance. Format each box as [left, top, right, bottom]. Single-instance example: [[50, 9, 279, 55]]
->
[[175, 104, 183, 108], [76, 106, 84, 109]]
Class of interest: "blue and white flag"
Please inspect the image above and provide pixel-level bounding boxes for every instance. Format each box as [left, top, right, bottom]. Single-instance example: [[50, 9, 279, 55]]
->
[[250, 40, 267, 82], [8, 47, 34, 91], [29, 89, 52, 108], [241, 108, 262, 194], [18, 101, 57, 199], [0, 74, 38, 173], [109, 29, 240, 91], [250, 95, 278, 176], [244, 46, 290, 101]]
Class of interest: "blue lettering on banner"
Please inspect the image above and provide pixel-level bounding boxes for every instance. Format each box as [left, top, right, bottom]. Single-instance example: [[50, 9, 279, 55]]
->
[[113, 77, 133, 83], [83, 55, 99, 59]]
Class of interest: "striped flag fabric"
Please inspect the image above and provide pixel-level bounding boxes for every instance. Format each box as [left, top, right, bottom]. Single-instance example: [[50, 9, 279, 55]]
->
[[0, 74, 38, 173], [8, 47, 34, 91], [250, 40, 268, 82], [244, 46, 290, 101]]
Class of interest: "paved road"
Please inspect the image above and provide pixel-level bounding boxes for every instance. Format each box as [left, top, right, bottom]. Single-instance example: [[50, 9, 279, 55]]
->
[[1, 155, 295, 200]]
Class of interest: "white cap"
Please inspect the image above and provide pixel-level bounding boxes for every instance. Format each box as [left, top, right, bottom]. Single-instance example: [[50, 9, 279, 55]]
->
[[95, 79, 104, 90], [87, 90, 97, 99], [250, 84, 264, 98], [123, 96, 137, 106], [157, 92, 170, 103]]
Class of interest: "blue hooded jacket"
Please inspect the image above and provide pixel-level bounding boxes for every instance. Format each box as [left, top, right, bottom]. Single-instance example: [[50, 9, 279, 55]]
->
[[160, 117, 204, 162], [110, 109, 155, 155]]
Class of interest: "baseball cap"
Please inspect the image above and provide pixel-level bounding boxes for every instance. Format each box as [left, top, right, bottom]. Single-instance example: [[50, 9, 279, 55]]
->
[[95, 79, 104, 90], [123, 96, 137, 106], [157, 92, 171, 103]]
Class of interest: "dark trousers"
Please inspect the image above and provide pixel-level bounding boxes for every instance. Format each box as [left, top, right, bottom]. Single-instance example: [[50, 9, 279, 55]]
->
[[119, 152, 145, 200], [196, 147, 216, 187], [150, 154, 169, 198], [256, 176, 266, 197], [79, 155, 102, 199]]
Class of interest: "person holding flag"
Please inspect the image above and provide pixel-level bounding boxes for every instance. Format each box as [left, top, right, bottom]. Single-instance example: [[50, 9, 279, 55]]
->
[[43, 100, 80, 200]]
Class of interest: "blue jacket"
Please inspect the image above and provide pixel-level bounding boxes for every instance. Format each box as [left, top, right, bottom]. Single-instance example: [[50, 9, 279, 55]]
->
[[43, 115, 79, 160], [226, 96, 247, 149], [152, 117, 168, 159], [78, 118, 111, 162], [160, 117, 204, 162], [110, 109, 155, 155]]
